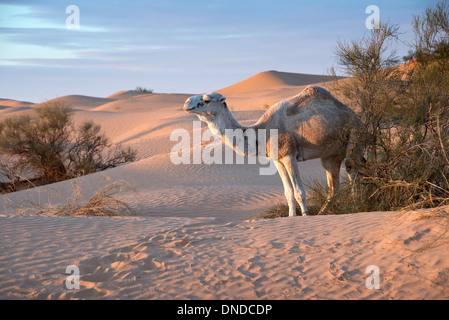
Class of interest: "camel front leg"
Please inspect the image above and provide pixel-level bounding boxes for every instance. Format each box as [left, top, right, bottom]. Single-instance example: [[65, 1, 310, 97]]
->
[[280, 155, 308, 216], [274, 160, 296, 217]]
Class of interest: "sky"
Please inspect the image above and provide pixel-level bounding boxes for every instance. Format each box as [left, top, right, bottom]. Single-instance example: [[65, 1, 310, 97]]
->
[[0, 0, 439, 102]]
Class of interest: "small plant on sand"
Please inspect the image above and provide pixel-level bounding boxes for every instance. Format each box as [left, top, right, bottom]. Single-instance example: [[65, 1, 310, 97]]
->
[[258, 202, 294, 219], [261, 178, 375, 217], [14, 179, 136, 216], [135, 86, 153, 94], [52, 179, 136, 216], [305, 178, 375, 215]]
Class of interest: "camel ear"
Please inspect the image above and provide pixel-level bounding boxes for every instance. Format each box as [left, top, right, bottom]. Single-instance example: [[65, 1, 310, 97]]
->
[[203, 93, 226, 103], [203, 94, 212, 103]]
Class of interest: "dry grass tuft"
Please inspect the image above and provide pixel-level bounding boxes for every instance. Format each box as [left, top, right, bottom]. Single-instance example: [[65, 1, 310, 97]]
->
[[8, 179, 137, 217], [257, 201, 293, 219], [51, 180, 136, 216], [260, 178, 363, 219]]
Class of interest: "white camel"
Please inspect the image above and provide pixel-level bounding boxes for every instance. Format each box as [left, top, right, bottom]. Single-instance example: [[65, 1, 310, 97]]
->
[[183, 86, 362, 216]]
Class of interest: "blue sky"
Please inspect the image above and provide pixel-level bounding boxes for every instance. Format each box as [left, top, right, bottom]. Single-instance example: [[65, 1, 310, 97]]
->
[[0, 0, 438, 102]]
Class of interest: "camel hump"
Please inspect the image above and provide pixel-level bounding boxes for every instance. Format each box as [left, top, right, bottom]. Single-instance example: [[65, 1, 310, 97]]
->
[[285, 85, 350, 116], [301, 86, 348, 110], [302, 85, 332, 98]]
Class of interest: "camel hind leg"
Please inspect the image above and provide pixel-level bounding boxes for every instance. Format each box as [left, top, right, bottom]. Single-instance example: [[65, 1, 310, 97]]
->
[[319, 155, 344, 214]]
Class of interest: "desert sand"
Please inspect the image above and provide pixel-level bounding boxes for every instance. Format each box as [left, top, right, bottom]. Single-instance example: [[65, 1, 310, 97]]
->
[[0, 71, 448, 299]]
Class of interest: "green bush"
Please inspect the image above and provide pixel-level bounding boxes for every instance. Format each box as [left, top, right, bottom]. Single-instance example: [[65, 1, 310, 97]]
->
[[0, 102, 136, 191], [328, 1, 449, 214], [264, 1, 449, 217], [135, 86, 153, 94]]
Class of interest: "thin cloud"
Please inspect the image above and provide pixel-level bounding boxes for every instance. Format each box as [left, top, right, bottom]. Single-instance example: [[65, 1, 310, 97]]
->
[[0, 0, 439, 102]]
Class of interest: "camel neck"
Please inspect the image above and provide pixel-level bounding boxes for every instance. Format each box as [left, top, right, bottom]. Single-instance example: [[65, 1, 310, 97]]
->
[[204, 109, 263, 157], [205, 108, 248, 136]]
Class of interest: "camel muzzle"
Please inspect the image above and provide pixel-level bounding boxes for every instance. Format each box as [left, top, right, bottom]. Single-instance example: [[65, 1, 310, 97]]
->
[[183, 104, 194, 112]]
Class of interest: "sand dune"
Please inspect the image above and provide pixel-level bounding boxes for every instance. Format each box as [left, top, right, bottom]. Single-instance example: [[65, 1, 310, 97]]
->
[[0, 70, 448, 300], [216, 70, 344, 112], [1, 208, 448, 299], [0, 98, 34, 108], [38, 95, 116, 111], [106, 90, 151, 100], [0, 99, 35, 115], [217, 70, 337, 96], [93, 93, 191, 113]]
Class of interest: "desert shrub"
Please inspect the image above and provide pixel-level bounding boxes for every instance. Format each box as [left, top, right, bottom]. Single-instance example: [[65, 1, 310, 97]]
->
[[331, 23, 405, 171], [67, 120, 136, 175], [135, 86, 153, 94], [264, 1, 449, 218], [325, 1, 449, 213], [0, 103, 71, 185], [0, 102, 136, 191]]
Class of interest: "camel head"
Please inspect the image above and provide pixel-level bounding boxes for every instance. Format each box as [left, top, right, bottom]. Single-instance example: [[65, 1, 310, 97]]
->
[[183, 92, 227, 120]]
